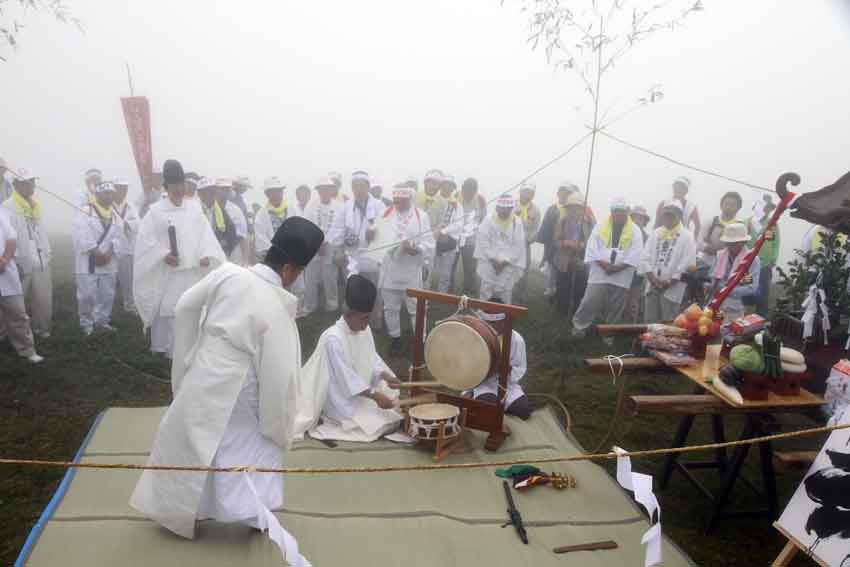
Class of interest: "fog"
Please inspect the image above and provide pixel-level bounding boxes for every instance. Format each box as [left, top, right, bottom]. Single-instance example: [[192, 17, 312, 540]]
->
[[1, 0, 849, 266]]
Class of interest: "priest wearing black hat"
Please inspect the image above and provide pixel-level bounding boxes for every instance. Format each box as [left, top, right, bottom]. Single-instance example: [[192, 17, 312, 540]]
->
[[130, 217, 323, 566], [293, 274, 407, 443]]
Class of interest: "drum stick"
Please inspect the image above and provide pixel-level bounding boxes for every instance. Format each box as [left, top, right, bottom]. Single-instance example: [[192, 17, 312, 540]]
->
[[553, 540, 618, 554], [397, 381, 442, 389], [397, 394, 437, 408]]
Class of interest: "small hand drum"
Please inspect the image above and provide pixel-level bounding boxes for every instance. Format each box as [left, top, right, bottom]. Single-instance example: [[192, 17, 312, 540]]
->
[[424, 315, 501, 390], [407, 403, 461, 440]]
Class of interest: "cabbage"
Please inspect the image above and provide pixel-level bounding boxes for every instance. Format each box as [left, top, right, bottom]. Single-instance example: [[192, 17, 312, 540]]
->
[[730, 345, 765, 373]]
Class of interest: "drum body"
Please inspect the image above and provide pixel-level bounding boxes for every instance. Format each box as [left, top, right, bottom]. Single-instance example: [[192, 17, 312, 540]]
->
[[407, 403, 461, 440], [424, 315, 501, 390]]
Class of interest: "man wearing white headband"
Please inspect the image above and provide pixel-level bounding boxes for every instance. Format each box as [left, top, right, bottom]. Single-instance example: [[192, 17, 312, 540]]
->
[[304, 177, 344, 315], [468, 298, 531, 419], [639, 200, 697, 323], [432, 173, 464, 293], [4, 169, 53, 338], [73, 181, 122, 335], [329, 170, 385, 329], [111, 177, 141, 314], [474, 194, 526, 304], [134, 160, 225, 357], [374, 184, 435, 352], [572, 197, 644, 342], [0, 199, 43, 363]]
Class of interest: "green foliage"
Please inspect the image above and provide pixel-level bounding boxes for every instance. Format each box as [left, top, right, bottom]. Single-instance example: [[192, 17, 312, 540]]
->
[[775, 231, 850, 319]]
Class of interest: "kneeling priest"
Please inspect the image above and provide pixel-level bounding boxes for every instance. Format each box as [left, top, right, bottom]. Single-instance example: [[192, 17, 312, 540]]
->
[[294, 274, 405, 442]]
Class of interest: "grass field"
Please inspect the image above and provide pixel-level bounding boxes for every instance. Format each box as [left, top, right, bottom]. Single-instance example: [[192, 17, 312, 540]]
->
[[0, 236, 824, 566]]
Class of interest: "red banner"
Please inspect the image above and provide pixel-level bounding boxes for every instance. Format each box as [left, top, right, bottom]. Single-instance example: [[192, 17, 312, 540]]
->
[[120, 96, 153, 190]]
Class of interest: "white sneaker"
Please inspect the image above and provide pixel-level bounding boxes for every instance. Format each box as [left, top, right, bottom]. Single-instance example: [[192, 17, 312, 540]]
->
[[27, 354, 45, 364]]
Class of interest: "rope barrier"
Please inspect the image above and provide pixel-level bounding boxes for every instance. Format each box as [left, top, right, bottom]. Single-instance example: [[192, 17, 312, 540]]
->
[[597, 129, 774, 193], [0, 421, 845, 475]]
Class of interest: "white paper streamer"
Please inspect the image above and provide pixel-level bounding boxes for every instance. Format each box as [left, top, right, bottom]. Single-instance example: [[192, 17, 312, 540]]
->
[[243, 471, 312, 567], [614, 446, 662, 566], [800, 284, 819, 341]]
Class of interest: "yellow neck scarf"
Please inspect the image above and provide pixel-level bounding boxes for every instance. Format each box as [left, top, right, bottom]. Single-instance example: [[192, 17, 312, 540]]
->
[[493, 211, 513, 231], [719, 215, 739, 226], [659, 222, 682, 241], [557, 204, 567, 221], [204, 201, 226, 231], [443, 194, 457, 205], [12, 191, 40, 222], [516, 202, 530, 222], [597, 215, 634, 250], [417, 192, 439, 209], [92, 199, 112, 221], [267, 199, 288, 218]]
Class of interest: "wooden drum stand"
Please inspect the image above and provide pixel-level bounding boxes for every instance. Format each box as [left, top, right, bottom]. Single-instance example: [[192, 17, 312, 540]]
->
[[404, 288, 528, 451]]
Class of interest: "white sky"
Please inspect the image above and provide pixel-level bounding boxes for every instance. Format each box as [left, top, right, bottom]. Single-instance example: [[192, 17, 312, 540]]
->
[[1, 0, 849, 265]]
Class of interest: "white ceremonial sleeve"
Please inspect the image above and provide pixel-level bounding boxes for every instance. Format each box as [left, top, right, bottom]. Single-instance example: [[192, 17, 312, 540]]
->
[[170, 269, 219, 396], [508, 332, 527, 386], [256, 298, 300, 449], [73, 213, 99, 256], [473, 219, 494, 262], [513, 222, 527, 270], [228, 203, 248, 238], [326, 334, 372, 397], [671, 233, 697, 281]]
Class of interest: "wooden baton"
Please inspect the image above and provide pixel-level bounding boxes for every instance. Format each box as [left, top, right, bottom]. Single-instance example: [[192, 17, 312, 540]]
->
[[553, 540, 618, 554]]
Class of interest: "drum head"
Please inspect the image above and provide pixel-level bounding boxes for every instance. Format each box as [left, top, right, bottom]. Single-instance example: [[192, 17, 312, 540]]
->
[[409, 403, 460, 421], [425, 320, 492, 390]]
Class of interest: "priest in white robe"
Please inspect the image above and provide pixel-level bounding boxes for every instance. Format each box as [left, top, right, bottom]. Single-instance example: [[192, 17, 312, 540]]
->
[[73, 181, 122, 335], [467, 298, 532, 420], [375, 185, 435, 352], [474, 195, 527, 305], [295, 274, 404, 442], [639, 200, 697, 323], [431, 174, 464, 293], [133, 160, 225, 357], [112, 177, 141, 314], [130, 217, 322, 567]]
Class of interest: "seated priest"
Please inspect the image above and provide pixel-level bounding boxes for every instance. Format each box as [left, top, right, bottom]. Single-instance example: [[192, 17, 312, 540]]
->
[[710, 222, 760, 322], [294, 274, 406, 442], [466, 298, 532, 420]]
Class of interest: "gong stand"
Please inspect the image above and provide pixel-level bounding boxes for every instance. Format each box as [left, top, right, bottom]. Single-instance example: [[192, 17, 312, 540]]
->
[[405, 288, 529, 451]]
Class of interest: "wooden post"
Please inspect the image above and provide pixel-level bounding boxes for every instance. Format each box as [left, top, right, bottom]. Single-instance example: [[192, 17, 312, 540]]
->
[[770, 541, 798, 567], [411, 296, 427, 396]]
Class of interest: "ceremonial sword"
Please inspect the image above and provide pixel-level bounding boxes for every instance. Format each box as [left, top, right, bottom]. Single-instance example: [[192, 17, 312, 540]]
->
[[501, 481, 529, 544]]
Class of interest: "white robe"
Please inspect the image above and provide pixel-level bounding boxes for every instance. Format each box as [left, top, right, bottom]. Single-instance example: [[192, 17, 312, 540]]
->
[[294, 318, 401, 442], [474, 215, 527, 290], [374, 206, 435, 291], [72, 204, 122, 275], [132, 198, 224, 332], [130, 263, 302, 538], [470, 330, 527, 407], [2, 197, 51, 275], [584, 221, 644, 289], [638, 226, 697, 304]]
